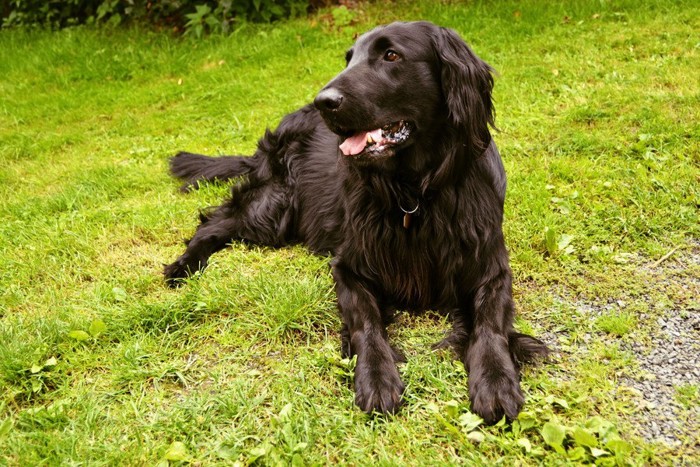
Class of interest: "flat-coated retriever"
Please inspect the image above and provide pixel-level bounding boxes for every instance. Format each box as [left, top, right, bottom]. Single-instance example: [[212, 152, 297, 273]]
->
[[163, 21, 547, 423]]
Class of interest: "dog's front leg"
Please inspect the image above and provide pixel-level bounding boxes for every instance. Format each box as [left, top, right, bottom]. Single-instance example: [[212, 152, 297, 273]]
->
[[464, 265, 524, 424], [332, 261, 405, 414]]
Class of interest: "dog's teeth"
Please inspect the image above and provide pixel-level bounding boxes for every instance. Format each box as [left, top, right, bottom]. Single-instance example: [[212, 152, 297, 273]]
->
[[367, 134, 374, 144]]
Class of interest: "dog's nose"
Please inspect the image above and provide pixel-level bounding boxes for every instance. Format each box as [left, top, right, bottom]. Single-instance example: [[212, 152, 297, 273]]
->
[[314, 88, 344, 112]]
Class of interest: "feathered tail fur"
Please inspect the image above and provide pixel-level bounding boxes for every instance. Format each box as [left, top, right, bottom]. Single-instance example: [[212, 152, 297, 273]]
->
[[170, 152, 256, 191]]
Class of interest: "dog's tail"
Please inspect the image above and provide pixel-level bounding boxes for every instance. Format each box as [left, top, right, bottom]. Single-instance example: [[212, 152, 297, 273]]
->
[[508, 332, 549, 366], [170, 152, 257, 191]]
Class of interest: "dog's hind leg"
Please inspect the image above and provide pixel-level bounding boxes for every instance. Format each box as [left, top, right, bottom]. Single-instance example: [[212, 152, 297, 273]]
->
[[508, 331, 548, 367], [164, 181, 292, 287], [435, 307, 547, 367], [432, 307, 471, 357]]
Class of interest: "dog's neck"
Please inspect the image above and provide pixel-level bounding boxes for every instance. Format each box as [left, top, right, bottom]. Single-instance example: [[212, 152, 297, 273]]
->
[[345, 164, 427, 229]]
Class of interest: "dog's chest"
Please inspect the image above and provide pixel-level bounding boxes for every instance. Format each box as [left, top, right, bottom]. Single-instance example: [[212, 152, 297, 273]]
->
[[360, 217, 461, 310]]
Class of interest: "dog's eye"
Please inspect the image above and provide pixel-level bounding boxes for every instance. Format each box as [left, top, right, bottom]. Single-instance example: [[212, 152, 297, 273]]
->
[[383, 50, 400, 62]]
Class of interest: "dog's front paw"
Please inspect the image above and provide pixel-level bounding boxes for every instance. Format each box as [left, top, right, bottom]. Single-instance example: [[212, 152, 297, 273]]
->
[[354, 360, 405, 415], [163, 255, 204, 287], [468, 369, 524, 424]]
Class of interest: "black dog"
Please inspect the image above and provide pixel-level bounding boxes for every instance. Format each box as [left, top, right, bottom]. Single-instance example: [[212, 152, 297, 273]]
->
[[164, 21, 547, 423]]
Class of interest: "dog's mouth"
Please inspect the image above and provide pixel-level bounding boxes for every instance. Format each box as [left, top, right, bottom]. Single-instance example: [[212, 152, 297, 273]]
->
[[338, 121, 413, 158]]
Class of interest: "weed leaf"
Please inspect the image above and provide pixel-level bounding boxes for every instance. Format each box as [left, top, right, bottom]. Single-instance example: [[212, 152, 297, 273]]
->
[[544, 227, 558, 255], [292, 442, 308, 453], [164, 441, 189, 461], [0, 418, 12, 437], [458, 412, 483, 432], [557, 234, 574, 254], [516, 437, 532, 453], [444, 400, 460, 419], [89, 319, 107, 337], [517, 411, 537, 432], [572, 427, 598, 448], [606, 439, 633, 455], [68, 330, 91, 341], [278, 403, 293, 421], [567, 445, 587, 461], [541, 422, 566, 453], [112, 287, 127, 302]]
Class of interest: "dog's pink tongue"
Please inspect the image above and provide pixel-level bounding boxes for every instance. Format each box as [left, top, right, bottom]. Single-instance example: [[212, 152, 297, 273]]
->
[[339, 129, 382, 156]]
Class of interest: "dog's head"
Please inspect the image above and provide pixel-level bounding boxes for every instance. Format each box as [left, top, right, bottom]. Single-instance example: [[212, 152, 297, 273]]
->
[[314, 21, 495, 170]]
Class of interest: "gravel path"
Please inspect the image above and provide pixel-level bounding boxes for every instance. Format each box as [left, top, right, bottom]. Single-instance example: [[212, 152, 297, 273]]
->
[[541, 242, 699, 448], [620, 243, 700, 447], [622, 312, 699, 446]]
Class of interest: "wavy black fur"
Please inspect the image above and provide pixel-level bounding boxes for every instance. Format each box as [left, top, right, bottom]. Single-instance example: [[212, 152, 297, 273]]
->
[[164, 21, 548, 423]]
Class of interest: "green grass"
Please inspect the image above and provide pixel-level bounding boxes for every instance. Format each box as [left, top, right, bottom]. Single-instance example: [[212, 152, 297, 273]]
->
[[1, 0, 699, 464]]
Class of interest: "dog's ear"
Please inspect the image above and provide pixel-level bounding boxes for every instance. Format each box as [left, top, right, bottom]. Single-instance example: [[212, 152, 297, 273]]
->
[[432, 27, 495, 157]]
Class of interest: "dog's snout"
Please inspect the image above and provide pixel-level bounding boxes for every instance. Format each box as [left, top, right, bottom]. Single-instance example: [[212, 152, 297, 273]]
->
[[314, 88, 344, 112]]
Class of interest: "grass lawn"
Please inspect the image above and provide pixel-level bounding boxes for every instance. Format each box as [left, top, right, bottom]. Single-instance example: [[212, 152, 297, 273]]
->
[[1, 0, 698, 464]]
